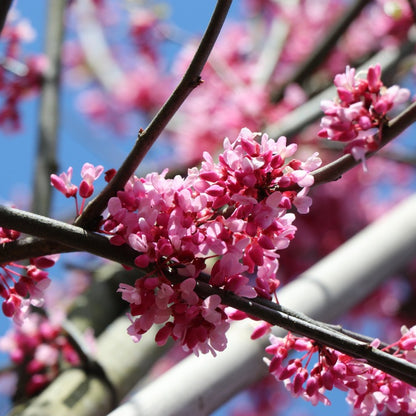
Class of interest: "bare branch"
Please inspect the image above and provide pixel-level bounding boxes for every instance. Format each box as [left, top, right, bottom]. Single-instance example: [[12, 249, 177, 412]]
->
[[0, 0, 12, 35], [193, 280, 416, 386], [32, 0, 66, 216], [0, 205, 137, 267], [271, 0, 372, 102], [74, 0, 233, 230]]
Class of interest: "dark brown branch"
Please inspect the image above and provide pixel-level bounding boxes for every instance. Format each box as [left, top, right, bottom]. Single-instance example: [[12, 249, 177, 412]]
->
[[0, 237, 74, 264], [0, 0, 12, 35], [0, 206, 137, 266], [320, 140, 416, 167], [271, 0, 372, 102], [32, 0, 66, 216], [74, 0, 232, 230], [193, 280, 416, 387]]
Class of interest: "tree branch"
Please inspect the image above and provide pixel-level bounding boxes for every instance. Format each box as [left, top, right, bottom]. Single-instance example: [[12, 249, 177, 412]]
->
[[74, 0, 232, 230], [32, 0, 66, 216], [193, 281, 416, 386], [271, 0, 372, 102], [0, 205, 137, 266], [0, 0, 12, 35]]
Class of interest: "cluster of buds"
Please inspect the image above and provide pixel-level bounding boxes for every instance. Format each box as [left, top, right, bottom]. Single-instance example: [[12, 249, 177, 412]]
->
[[265, 326, 416, 415], [318, 64, 410, 167], [102, 128, 321, 354]]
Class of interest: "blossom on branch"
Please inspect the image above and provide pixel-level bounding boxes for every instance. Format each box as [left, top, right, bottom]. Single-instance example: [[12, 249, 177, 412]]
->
[[50, 163, 104, 214], [318, 64, 410, 168], [79, 162, 104, 198], [265, 328, 416, 415], [0, 250, 57, 325], [103, 128, 321, 354], [50, 166, 77, 198]]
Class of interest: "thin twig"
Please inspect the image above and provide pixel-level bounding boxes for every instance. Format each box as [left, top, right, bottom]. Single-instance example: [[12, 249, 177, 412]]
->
[[320, 140, 416, 167], [74, 0, 233, 230], [32, 0, 66, 216], [193, 280, 416, 387], [271, 0, 372, 102]]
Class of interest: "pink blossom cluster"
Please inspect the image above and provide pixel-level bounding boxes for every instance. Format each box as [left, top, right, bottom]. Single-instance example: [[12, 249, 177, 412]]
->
[[50, 162, 104, 215], [265, 327, 416, 415], [0, 227, 57, 325], [118, 278, 229, 356], [318, 64, 410, 166], [0, 16, 47, 130], [0, 312, 83, 397], [102, 128, 321, 354]]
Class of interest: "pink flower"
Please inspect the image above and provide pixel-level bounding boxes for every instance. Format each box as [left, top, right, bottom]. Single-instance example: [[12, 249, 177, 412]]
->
[[50, 167, 78, 198], [79, 163, 104, 198], [265, 329, 416, 413], [319, 64, 410, 166]]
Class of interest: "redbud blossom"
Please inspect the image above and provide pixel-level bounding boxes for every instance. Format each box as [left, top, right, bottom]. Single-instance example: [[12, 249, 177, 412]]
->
[[79, 163, 104, 198], [50, 167, 77, 198], [319, 64, 410, 168], [105, 128, 321, 355], [265, 329, 416, 414], [0, 234, 57, 325]]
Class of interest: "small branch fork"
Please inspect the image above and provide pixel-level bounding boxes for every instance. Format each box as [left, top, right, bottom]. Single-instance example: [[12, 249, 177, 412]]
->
[[0, 204, 416, 387]]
